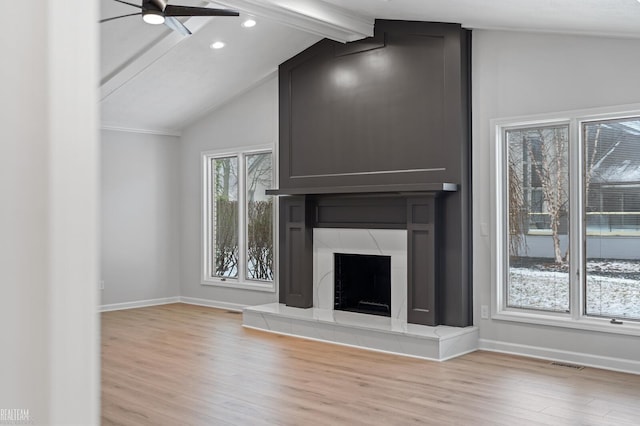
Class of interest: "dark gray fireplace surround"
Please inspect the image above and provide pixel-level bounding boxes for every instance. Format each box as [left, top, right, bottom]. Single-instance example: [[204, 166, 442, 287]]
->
[[268, 20, 472, 327]]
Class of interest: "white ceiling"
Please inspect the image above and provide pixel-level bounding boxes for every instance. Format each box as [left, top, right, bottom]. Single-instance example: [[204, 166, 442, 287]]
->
[[100, 0, 640, 134]]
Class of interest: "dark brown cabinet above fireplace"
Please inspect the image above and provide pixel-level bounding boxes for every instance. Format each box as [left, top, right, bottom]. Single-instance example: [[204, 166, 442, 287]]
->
[[273, 20, 472, 327], [278, 19, 469, 192]]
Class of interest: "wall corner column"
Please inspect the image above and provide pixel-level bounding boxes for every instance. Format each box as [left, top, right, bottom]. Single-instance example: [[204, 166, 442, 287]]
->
[[279, 196, 314, 307]]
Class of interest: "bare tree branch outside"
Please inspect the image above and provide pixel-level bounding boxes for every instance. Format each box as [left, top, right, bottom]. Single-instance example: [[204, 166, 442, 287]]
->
[[211, 153, 274, 281], [246, 153, 273, 281], [213, 157, 239, 278], [505, 118, 640, 318], [506, 125, 570, 312]]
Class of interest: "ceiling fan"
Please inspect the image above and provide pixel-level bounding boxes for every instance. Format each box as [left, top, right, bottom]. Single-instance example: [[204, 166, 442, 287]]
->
[[100, 0, 240, 36]]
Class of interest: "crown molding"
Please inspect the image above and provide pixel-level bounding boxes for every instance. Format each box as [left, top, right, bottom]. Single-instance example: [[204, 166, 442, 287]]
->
[[210, 0, 373, 43], [101, 124, 182, 137]]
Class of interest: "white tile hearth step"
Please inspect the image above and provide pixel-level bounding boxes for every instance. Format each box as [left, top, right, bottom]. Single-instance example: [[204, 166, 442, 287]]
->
[[243, 303, 478, 361]]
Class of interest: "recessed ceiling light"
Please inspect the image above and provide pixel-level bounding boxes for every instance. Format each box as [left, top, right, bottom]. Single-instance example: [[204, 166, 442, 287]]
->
[[242, 19, 257, 28], [210, 41, 225, 49]]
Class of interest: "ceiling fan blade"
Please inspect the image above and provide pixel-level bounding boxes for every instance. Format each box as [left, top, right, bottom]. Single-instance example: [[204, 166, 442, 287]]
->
[[112, 0, 142, 9], [100, 12, 143, 23], [164, 5, 240, 17], [164, 16, 192, 36]]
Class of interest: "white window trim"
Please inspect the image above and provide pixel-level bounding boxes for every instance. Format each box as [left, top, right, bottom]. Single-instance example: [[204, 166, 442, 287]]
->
[[201, 144, 277, 292], [490, 103, 640, 337]]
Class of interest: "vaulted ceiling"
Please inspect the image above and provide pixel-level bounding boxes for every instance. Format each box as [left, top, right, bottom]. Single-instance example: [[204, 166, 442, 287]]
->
[[100, 0, 640, 135]]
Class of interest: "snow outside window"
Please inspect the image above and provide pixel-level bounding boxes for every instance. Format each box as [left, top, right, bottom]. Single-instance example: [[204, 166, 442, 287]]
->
[[497, 112, 640, 324]]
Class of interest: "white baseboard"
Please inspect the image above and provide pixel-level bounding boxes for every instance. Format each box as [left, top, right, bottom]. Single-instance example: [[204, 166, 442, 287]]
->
[[179, 296, 247, 312], [479, 338, 640, 375], [99, 296, 181, 312], [99, 296, 248, 313]]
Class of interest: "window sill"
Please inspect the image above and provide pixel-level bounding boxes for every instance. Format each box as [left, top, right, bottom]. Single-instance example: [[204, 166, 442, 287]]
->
[[201, 278, 275, 293], [492, 310, 640, 337]]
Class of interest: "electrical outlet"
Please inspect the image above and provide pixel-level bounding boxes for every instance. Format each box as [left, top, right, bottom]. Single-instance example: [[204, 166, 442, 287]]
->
[[480, 305, 489, 319], [100, 280, 105, 291]]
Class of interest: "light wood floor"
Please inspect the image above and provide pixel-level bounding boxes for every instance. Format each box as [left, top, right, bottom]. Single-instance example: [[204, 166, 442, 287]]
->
[[102, 303, 640, 425]]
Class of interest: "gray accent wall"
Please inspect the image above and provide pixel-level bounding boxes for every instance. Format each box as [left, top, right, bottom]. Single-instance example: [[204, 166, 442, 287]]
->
[[179, 76, 279, 306], [473, 30, 640, 369], [100, 129, 181, 305], [99, 77, 280, 309], [276, 20, 472, 327], [279, 20, 470, 191]]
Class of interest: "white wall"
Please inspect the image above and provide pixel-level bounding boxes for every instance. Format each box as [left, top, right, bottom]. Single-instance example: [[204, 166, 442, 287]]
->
[[179, 76, 279, 307], [0, 1, 99, 424], [101, 130, 181, 306], [473, 30, 640, 372]]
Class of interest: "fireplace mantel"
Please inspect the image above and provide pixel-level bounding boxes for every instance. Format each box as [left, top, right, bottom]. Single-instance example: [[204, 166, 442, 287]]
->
[[266, 182, 457, 196], [278, 193, 441, 325]]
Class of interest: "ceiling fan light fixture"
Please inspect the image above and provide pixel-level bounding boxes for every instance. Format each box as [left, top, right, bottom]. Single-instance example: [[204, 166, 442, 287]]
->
[[143, 10, 165, 25]]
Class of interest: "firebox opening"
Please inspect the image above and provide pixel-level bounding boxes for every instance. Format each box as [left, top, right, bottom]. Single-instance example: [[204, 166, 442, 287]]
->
[[334, 253, 391, 317]]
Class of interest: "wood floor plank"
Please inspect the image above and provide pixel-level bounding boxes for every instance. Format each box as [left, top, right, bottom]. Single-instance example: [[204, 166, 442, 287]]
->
[[101, 304, 640, 425]]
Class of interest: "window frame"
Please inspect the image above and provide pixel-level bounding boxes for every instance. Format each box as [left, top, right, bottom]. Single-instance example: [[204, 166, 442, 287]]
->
[[491, 104, 640, 336], [202, 145, 276, 292], [503, 122, 572, 313]]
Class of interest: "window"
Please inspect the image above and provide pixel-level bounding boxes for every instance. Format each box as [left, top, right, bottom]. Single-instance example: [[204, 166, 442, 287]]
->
[[212, 156, 239, 278], [496, 109, 640, 329], [203, 148, 275, 291], [583, 118, 640, 319], [245, 152, 274, 281], [505, 125, 570, 312]]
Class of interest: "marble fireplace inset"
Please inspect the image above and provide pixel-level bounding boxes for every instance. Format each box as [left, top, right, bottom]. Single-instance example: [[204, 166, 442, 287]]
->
[[244, 227, 478, 361], [313, 228, 407, 321]]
